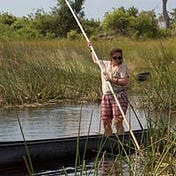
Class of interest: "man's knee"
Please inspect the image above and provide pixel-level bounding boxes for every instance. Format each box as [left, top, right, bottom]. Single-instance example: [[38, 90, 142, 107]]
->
[[103, 119, 112, 125], [113, 116, 124, 135], [113, 116, 123, 127]]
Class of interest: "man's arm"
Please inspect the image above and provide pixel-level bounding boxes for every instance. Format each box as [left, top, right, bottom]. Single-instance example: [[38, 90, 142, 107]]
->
[[87, 42, 98, 64], [104, 76, 128, 85], [90, 51, 98, 64]]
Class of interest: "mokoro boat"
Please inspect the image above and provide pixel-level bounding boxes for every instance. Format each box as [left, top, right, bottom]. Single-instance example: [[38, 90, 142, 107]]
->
[[0, 129, 148, 170]]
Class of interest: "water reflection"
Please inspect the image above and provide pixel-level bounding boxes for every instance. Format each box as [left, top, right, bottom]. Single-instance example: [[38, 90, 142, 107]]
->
[[0, 103, 147, 141]]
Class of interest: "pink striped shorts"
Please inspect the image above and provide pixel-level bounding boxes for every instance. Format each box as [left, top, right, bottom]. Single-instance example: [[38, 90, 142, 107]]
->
[[100, 91, 128, 120]]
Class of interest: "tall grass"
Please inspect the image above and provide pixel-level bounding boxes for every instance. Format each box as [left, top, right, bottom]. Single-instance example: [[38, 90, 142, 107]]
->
[[144, 41, 176, 111], [142, 109, 176, 175], [0, 38, 176, 110], [0, 40, 101, 106]]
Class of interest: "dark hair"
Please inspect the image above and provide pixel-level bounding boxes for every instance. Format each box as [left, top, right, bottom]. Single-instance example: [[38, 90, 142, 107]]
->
[[110, 48, 123, 58]]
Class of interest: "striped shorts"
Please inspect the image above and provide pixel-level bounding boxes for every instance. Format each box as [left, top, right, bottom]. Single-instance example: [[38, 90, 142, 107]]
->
[[100, 91, 128, 120]]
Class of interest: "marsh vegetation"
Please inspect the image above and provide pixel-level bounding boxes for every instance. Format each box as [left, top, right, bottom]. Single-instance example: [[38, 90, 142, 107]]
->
[[0, 38, 175, 111]]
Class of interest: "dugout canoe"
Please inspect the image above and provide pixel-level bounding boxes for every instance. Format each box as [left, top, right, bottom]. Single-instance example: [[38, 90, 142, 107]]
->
[[0, 129, 148, 170]]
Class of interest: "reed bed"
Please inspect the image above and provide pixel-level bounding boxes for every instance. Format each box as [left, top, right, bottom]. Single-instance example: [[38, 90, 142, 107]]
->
[[0, 38, 176, 111], [0, 40, 101, 106]]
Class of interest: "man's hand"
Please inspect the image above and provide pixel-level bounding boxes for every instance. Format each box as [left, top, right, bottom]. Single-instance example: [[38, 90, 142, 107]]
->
[[87, 41, 93, 53], [104, 73, 119, 84], [103, 73, 111, 81], [87, 41, 92, 48]]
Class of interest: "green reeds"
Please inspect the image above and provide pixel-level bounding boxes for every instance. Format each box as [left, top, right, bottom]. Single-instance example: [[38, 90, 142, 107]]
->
[[16, 112, 35, 175], [143, 117, 176, 175], [0, 39, 176, 110], [0, 40, 101, 106]]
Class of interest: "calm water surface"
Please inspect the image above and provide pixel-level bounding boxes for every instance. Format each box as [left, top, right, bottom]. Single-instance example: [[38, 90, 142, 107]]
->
[[0, 102, 147, 141]]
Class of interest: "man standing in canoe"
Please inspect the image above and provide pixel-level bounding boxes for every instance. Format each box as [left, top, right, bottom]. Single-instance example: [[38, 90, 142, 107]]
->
[[88, 43, 129, 136]]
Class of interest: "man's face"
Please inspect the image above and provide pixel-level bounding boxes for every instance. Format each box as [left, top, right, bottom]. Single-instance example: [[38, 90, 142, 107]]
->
[[111, 52, 122, 64], [112, 52, 122, 59]]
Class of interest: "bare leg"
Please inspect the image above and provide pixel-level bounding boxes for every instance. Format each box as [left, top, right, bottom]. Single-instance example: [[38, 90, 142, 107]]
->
[[103, 119, 112, 137], [113, 116, 124, 135]]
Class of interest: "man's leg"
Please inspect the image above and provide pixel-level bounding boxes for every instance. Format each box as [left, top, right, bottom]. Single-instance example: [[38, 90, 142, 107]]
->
[[113, 116, 124, 135], [112, 92, 128, 135], [103, 119, 112, 136]]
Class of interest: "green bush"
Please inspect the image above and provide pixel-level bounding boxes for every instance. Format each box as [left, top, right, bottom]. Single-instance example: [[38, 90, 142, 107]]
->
[[67, 30, 81, 40]]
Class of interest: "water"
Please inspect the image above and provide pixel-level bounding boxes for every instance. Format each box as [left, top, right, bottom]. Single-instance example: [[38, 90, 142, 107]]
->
[[0, 103, 147, 141]]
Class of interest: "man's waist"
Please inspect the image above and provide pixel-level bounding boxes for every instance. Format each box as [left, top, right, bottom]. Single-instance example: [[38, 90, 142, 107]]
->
[[104, 89, 125, 95]]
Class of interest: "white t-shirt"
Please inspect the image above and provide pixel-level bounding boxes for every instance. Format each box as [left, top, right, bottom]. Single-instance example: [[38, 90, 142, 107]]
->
[[99, 60, 129, 94]]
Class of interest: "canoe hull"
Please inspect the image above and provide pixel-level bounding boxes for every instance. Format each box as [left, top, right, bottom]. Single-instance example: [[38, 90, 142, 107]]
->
[[0, 129, 147, 170]]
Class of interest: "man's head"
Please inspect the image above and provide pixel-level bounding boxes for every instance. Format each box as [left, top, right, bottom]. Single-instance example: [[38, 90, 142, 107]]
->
[[110, 48, 123, 64]]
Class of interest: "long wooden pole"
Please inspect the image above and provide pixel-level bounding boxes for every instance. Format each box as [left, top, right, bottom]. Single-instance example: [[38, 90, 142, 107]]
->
[[64, 0, 140, 151]]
